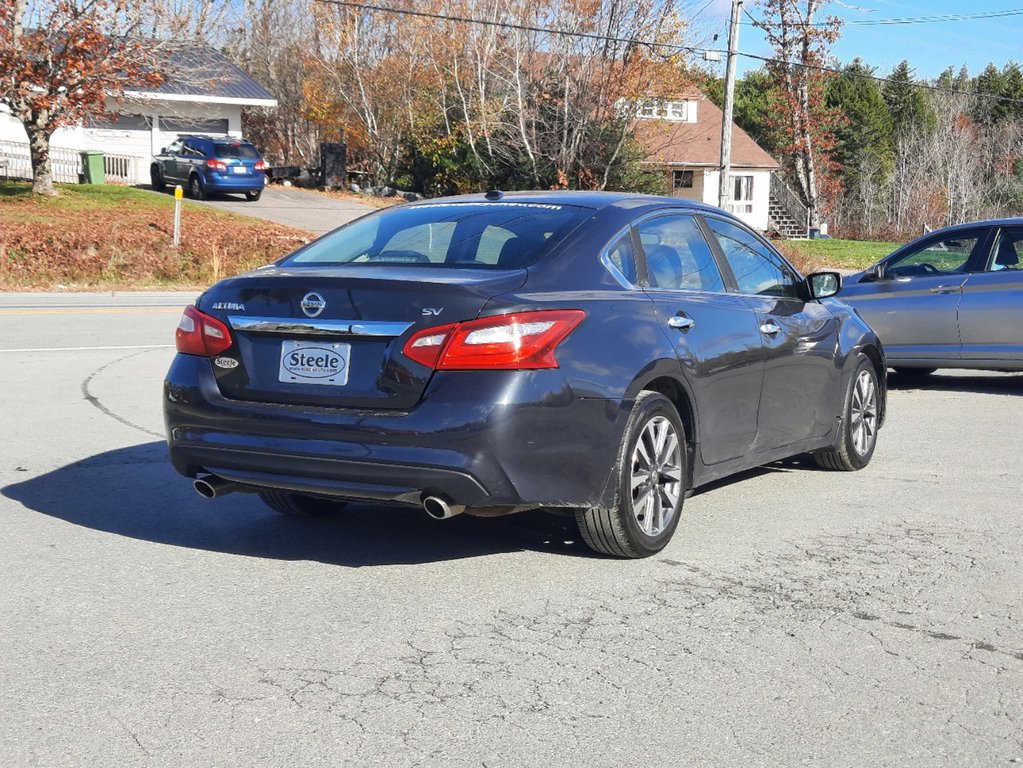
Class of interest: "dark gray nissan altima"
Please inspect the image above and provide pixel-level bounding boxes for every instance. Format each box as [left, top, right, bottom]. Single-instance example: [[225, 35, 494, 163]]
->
[[164, 191, 886, 558]]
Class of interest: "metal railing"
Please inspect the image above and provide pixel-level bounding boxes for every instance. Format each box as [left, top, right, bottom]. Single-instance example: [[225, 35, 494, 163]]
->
[[769, 172, 811, 234], [0, 140, 147, 184], [0, 139, 80, 183]]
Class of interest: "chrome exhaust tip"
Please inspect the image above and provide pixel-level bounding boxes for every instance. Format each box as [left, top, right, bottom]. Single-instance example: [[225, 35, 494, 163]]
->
[[422, 495, 465, 520], [193, 475, 240, 500]]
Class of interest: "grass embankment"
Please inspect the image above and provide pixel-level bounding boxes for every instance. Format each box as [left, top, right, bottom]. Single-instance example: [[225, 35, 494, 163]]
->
[[777, 238, 898, 274], [0, 182, 311, 290]]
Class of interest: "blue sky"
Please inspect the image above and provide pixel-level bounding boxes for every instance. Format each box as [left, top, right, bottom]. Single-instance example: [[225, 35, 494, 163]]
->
[[699, 0, 1023, 80]]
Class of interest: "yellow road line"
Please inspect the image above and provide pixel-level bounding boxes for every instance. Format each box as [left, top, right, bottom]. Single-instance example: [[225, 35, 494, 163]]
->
[[0, 307, 184, 316]]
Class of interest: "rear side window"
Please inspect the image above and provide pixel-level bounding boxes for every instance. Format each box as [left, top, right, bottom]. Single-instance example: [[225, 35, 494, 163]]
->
[[605, 233, 638, 284], [284, 202, 592, 269], [637, 215, 724, 292], [215, 143, 261, 160]]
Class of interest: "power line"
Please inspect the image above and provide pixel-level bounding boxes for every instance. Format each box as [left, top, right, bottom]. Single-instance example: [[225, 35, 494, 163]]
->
[[312, 0, 1023, 107], [314, 0, 705, 56], [740, 7, 1023, 27]]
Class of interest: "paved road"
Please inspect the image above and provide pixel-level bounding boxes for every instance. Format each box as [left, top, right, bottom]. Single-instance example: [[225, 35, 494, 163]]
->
[[153, 185, 375, 234], [1, 292, 1021, 767]]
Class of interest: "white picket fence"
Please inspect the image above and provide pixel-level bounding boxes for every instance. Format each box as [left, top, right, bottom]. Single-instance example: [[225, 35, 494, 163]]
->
[[0, 139, 147, 184]]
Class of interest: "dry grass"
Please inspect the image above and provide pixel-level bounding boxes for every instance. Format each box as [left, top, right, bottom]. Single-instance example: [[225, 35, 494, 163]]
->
[[0, 182, 312, 290]]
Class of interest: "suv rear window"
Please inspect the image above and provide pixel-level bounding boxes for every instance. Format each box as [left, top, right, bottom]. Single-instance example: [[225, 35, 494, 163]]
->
[[283, 202, 592, 269], [214, 143, 260, 160]]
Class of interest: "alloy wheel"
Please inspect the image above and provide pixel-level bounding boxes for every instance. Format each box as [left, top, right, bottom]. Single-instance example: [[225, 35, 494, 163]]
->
[[850, 369, 878, 456], [630, 415, 683, 536]]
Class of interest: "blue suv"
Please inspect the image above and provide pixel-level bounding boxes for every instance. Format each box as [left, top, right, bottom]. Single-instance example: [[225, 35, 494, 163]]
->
[[151, 135, 267, 201]]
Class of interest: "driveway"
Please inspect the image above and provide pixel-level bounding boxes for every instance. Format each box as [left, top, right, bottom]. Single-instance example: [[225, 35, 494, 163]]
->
[[178, 186, 375, 235]]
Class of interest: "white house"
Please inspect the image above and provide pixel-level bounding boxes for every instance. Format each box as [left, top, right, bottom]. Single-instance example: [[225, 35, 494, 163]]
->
[[634, 92, 804, 235], [0, 46, 276, 184]]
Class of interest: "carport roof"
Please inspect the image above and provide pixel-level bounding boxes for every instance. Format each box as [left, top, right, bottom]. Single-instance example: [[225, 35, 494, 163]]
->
[[126, 45, 277, 107]]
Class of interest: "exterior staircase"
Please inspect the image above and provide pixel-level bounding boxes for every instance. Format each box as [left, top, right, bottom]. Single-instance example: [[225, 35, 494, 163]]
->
[[768, 173, 810, 239]]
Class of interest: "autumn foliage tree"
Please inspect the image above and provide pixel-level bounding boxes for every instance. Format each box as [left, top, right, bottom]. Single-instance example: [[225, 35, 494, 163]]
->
[[0, 0, 161, 194], [305, 0, 699, 193], [755, 0, 842, 227]]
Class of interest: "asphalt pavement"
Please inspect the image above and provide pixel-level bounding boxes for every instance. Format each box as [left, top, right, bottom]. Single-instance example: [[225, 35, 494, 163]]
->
[[151, 185, 375, 234], [1, 291, 1021, 767]]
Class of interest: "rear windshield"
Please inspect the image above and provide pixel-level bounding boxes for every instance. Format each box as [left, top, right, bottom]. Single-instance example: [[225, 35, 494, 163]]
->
[[281, 202, 593, 269], [214, 143, 260, 160]]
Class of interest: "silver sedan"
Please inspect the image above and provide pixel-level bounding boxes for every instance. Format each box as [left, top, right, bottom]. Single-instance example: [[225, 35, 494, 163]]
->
[[839, 219, 1023, 375]]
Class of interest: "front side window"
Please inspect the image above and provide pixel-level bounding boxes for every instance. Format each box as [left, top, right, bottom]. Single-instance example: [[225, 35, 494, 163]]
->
[[283, 202, 592, 269], [637, 215, 725, 292], [886, 231, 983, 277], [705, 217, 800, 298]]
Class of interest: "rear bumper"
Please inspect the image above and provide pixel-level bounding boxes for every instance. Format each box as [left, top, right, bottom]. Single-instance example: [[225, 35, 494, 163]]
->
[[164, 354, 628, 508], [203, 172, 265, 192]]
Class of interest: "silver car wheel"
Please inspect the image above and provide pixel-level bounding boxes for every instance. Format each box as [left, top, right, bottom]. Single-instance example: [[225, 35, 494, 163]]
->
[[630, 415, 683, 537], [849, 369, 878, 456]]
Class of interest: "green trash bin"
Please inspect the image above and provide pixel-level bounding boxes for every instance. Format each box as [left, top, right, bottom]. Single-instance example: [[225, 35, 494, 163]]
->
[[80, 151, 105, 184]]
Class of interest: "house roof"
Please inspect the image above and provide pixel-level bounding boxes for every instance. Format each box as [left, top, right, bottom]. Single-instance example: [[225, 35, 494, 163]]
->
[[127, 46, 277, 106], [635, 95, 779, 170]]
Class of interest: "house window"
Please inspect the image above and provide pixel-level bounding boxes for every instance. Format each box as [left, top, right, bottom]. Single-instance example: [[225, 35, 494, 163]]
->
[[86, 113, 151, 130], [673, 170, 694, 190], [665, 101, 688, 121], [729, 175, 755, 215], [159, 117, 230, 135], [637, 100, 659, 119]]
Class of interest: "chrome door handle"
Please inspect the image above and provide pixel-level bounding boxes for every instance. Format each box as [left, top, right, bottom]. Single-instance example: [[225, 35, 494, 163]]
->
[[760, 321, 781, 336], [929, 284, 961, 294], [668, 315, 695, 330]]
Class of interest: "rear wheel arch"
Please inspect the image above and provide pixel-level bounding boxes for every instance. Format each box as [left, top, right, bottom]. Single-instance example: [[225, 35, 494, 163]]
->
[[630, 373, 698, 487]]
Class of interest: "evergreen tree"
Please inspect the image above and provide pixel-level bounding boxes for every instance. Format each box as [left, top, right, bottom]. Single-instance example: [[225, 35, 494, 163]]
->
[[826, 59, 893, 187], [883, 61, 935, 138]]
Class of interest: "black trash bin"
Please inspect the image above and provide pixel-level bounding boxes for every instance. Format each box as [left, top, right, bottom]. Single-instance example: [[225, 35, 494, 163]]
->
[[320, 143, 346, 190]]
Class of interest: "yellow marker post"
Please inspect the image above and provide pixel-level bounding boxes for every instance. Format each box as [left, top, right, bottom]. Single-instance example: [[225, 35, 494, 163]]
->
[[173, 185, 183, 247]]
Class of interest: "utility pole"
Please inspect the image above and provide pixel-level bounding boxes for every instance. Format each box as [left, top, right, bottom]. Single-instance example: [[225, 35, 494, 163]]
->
[[718, 0, 743, 210]]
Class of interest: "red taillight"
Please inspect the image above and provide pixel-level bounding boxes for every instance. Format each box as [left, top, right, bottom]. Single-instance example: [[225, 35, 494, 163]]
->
[[175, 306, 233, 357], [206, 159, 227, 172], [402, 310, 584, 370], [254, 160, 267, 172]]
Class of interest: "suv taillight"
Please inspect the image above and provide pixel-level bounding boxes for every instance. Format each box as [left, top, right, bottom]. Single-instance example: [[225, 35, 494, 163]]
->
[[254, 160, 267, 171], [402, 310, 584, 370], [176, 306, 233, 356], [206, 159, 227, 172]]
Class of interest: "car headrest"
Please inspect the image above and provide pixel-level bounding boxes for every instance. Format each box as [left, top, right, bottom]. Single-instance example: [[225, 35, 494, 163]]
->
[[996, 238, 1020, 267]]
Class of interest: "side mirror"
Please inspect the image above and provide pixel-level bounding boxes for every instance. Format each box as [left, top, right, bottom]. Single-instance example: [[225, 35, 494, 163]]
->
[[806, 270, 842, 300], [160, 147, 167, 155]]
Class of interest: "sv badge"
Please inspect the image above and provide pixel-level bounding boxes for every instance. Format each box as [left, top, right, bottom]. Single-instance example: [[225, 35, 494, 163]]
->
[[422, 307, 444, 316]]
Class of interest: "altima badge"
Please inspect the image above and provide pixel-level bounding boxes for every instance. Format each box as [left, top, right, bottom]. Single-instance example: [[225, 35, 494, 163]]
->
[[301, 292, 326, 318]]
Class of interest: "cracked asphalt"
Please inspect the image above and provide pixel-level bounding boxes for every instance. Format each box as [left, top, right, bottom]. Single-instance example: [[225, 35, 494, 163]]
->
[[1, 292, 1020, 766]]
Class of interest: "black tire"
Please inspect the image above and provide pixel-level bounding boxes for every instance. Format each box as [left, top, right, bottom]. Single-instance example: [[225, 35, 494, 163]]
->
[[188, 174, 205, 201], [815, 355, 880, 471], [893, 367, 936, 378], [576, 391, 687, 558], [245, 189, 262, 201], [258, 489, 347, 518], [150, 166, 165, 192]]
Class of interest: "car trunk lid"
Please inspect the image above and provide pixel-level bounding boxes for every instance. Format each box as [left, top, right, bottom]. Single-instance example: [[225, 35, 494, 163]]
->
[[198, 266, 527, 409]]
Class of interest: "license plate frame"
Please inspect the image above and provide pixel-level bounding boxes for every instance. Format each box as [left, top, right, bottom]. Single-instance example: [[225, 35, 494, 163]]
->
[[278, 340, 350, 386], [231, 165, 248, 175]]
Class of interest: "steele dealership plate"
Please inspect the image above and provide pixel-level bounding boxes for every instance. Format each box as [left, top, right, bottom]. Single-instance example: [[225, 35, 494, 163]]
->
[[278, 340, 350, 386]]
